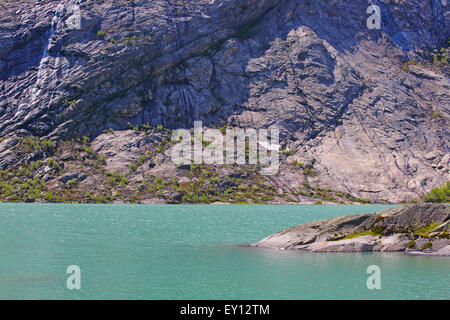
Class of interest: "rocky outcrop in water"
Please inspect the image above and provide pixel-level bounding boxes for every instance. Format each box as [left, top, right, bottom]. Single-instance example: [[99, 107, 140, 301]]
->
[[250, 203, 450, 256], [0, 0, 449, 203]]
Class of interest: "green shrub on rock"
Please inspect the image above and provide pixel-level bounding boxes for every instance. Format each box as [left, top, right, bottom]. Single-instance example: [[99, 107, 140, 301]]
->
[[422, 182, 450, 203]]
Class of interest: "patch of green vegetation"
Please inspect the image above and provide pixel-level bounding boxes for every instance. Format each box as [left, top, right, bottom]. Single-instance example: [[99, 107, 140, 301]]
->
[[282, 149, 297, 155], [371, 225, 386, 235], [294, 181, 371, 204], [82, 145, 94, 155], [125, 35, 138, 45], [407, 240, 416, 248], [175, 164, 277, 204], [1, 137, 116, 203], [423, 241, 432, 250], [296, 186, 309, 197], [291, 161, 304, 167], [217, 124, 228, 135], [354, 197, 371, 204], [155, 145, 163, 153], [62, 99, 77, 106], [128, 122, 154, 133], [338, 230, 381, 241], [105, 172, 129, 187], [414, 222, 440, 238], [17, 137, 55, 155], [47, 158, 62, 173], [430, 111, 445, 119], [422, 182, 450, 203], [303, 167, 317, 177], [0, 163, 48, 202], [438, 232, 449, 239], [432, 47, 449, 68], [94, 155, 107, 168], [402, 59, 421, 71], [68, 178, 79, 187]]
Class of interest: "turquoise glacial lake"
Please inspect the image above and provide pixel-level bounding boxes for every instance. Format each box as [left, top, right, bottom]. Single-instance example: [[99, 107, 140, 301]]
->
[[0, 204, 448, 299]]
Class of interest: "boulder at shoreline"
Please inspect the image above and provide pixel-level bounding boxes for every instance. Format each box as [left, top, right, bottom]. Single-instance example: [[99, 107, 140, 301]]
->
[[250, 204, 450, 256]]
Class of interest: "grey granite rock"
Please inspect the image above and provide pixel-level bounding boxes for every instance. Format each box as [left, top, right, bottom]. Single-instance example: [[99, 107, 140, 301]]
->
[[0, 0, 449, 202], [250, 204, 450, 255]]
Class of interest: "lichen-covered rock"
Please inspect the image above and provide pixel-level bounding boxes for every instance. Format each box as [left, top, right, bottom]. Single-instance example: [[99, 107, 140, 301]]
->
[[250, 204, 450, 255]]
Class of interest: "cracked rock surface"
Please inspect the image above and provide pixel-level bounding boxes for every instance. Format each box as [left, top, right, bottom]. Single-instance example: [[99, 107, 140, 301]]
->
[[0, 0, 449, 202], [250, 203, 450, 255]]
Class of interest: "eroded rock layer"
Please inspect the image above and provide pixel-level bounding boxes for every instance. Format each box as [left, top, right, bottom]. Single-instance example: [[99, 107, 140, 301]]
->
[[0, 0, 449, 203]]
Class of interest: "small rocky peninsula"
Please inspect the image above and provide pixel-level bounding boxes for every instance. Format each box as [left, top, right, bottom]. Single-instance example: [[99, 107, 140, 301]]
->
[[250, 204, 450, 256]]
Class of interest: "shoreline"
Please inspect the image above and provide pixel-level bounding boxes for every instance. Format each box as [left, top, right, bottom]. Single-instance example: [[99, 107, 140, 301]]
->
[[0, 200, 429, 205], [242, 244, 450, 257], [250, 204, 450, 256]]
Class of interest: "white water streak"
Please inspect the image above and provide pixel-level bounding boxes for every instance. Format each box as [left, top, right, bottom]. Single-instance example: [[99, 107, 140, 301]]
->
[[31, 1, 66, 104]]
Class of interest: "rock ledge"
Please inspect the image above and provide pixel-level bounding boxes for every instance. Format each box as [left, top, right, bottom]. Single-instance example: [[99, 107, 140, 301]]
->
[[250, 204, 450, 256]]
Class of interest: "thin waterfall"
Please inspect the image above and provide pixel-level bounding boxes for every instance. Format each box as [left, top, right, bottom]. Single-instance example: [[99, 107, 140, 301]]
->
[[31, 1, 66, 103]]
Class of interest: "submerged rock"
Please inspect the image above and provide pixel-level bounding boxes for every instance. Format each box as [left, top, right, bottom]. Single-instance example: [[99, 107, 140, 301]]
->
[[250, 204, 450, 256]]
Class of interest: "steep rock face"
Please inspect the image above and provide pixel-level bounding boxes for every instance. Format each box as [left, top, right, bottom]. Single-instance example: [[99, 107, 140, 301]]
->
[[0, 0, 449, 202]]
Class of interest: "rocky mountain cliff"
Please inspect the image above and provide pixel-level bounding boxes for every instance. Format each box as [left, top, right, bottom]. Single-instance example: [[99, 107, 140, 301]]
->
[[0, 0, 448, 203]]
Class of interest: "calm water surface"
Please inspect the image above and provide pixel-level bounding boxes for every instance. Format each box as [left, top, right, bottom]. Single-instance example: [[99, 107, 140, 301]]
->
[[0, 204, 448, 299]]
